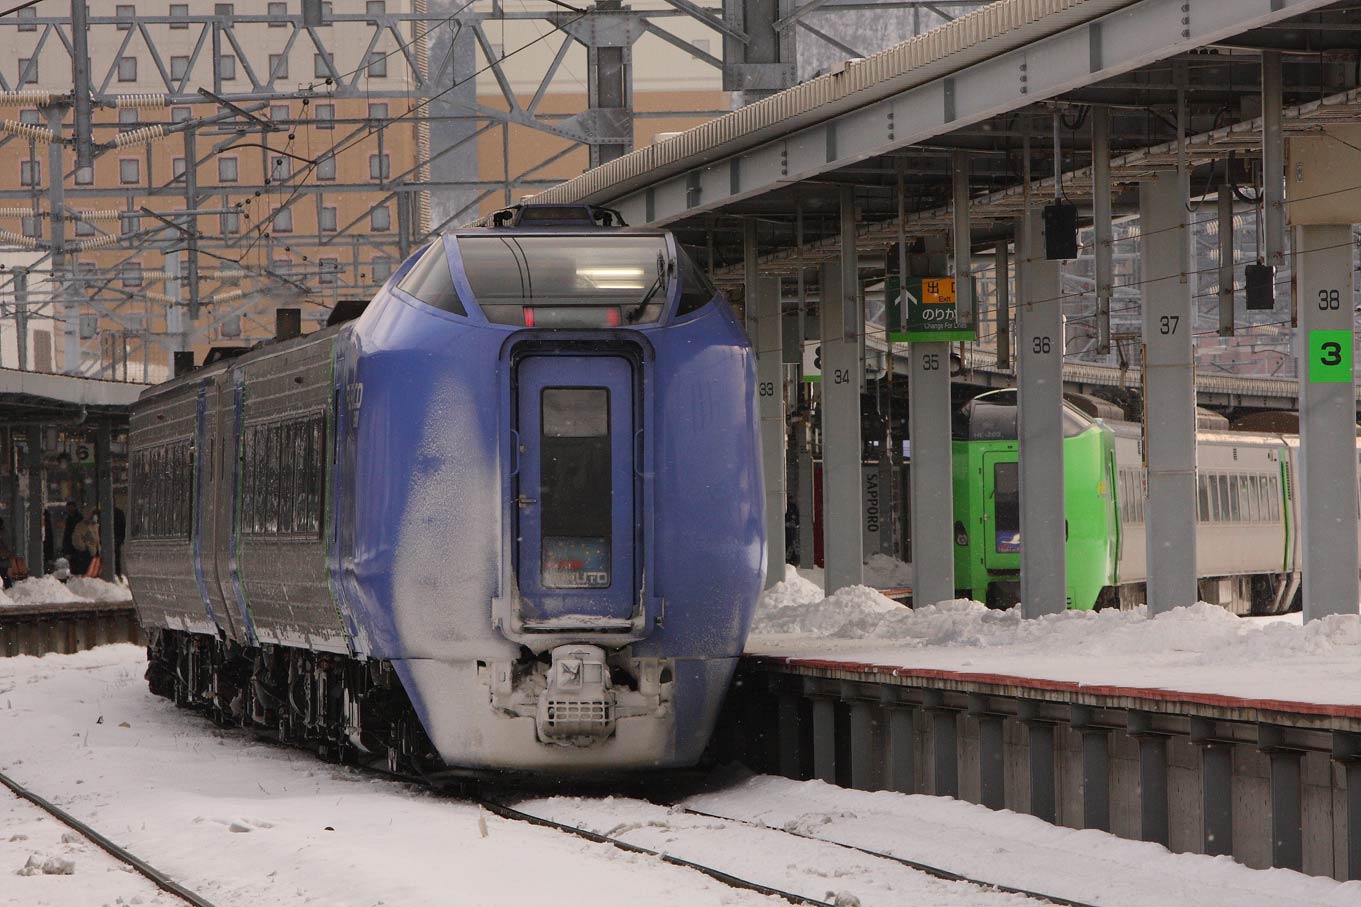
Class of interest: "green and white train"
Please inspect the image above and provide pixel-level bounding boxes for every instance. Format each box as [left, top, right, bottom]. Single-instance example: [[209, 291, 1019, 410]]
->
[[951, 389, 1305, 614]]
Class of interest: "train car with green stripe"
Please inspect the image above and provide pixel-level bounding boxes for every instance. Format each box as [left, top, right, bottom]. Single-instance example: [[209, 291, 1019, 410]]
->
[[950, 389, 1300, 614]]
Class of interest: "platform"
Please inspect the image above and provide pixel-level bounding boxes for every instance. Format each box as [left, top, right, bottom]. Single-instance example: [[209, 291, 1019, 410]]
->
[[723, 621, 1361, 884]]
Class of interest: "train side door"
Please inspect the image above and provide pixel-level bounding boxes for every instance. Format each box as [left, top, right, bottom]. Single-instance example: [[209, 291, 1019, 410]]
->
[[983, 452, 1021, 571], [515, 355, 636, 626]]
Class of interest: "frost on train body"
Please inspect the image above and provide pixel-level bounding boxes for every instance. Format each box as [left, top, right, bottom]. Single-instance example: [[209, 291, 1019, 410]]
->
[[126, 204, 765, 775]]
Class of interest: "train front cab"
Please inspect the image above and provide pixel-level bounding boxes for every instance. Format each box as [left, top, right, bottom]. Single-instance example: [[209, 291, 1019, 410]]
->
[[951, 390, 1118, 610]]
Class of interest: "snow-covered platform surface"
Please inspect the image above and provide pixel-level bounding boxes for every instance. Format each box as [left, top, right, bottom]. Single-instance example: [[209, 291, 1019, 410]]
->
[[2, 646, 1359, 907], [749, 569, 1361, 713]]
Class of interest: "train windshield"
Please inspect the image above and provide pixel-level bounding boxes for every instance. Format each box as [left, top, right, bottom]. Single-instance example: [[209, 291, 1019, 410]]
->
[[459, 234, 671, 326]]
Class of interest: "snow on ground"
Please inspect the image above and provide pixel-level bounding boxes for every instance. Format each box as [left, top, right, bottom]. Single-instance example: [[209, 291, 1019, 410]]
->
[[748, 573, 1361, 705], [1, 786, 182, 907], [780, 554, 913, 593], [0, 645, 784, 907], [520, 794, 1045, 906], [0, 577, 132, 608], [682, 773, 1361, 907]]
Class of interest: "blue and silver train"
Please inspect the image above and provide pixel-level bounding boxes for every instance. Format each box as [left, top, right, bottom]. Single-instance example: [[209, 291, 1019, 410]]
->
[[126, 204, 766, 776]]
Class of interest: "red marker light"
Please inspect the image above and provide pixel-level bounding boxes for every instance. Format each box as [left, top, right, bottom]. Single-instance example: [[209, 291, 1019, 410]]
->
[[606, 307, 621, 327], [523, 307, 535, 327]]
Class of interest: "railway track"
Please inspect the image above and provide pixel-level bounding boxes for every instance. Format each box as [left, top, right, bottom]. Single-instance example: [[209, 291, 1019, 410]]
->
[[0, 768, 219, 907], [483, 793, 1105, 907]]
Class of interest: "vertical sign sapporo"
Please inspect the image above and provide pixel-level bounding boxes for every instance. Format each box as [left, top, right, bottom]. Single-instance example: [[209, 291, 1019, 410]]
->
[[887, 276, 977, 343]]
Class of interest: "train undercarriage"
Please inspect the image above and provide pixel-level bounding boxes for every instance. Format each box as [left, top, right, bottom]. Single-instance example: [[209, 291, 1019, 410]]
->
[[146, 628, 444, 778]]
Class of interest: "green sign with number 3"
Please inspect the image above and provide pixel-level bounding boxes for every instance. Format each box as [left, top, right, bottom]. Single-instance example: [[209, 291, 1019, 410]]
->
[[1308, 330, 1353, 383]]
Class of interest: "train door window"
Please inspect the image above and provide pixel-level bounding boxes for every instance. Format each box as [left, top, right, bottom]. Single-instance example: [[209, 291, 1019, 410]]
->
[[540, 388, 613, 588], [1197, 475, 1209, 522], [993, 462, 1020, 549]]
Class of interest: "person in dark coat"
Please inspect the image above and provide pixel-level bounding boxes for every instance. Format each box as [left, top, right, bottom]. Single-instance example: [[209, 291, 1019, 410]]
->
[[42, 510, 53, 567], [113, 505, 127, 578]]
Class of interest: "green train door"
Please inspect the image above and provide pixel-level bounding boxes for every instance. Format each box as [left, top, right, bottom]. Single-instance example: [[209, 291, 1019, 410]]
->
[[982, 453, 1021, 571]]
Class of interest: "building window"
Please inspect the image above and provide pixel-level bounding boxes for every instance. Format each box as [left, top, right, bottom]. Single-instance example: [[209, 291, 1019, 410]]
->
[[16, 6, 35, 31], [218, 55, 237, 80], [120, 213, 140, 235], [75, 218, 94, 237], [118, 108, 139, 132], [116, 4, 134, 29], [122, 262, 143, 287], [317, 153, 336, 180], [368, 102, 388, 120], [366, 1, 386, 16], [270, 104, 290, 122], [118, 56, 137, 82], [75, 166, 93, 185], [214, 3, 235, 16], [221, 210, 241, 234], [371, 258, 393, 282], [172, 157, 187, 181], [18, 59, 36, 85], [21, 216, 40, 238], [370, 205, 391, 231], [18, 109, 41, 126], [268, 53, 288, 80], [314, 103, 334, 129], [271, 156, 291, 180], [271, 207, 293, 233], [172, 106, 192, 124], [19, 160, 39, 186], [320, 205, 337, 232], [171, 55, 189, 81], [321, 1, 333, 23], [170, 4, 189, 28], [313, 53, 333, 78], [218, 157, 239, 182], [268, 1, 287, 24], [366, 52, 387, 78], [369, 153, 390, 180], [319, 258, 338, 284]]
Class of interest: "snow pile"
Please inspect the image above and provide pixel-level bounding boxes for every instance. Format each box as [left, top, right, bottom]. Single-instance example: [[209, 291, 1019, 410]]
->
[[0, 585, 13, 606], [2, 576, 94, 607], [863, 553, 913, 588], [64, 576, 134, 603], [753, 576, 905, 636]]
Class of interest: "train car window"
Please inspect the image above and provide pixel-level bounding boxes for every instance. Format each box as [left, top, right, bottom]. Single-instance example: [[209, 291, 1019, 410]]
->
[[242, 414, 326, 538], [396, 240, 466, 316], [130, 440, 194, 539], [1197, 476, 1210, 522], [1250, 476, 1262, 522], [675, 246, 718, 316], [1221, 475, 1235, 522], [1271, 475, 1281, 520], [460, 234, 669, 326]]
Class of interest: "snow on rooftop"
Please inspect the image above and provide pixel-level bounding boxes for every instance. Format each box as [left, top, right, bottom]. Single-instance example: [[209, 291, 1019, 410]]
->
[[748, 566, 1361, 706]]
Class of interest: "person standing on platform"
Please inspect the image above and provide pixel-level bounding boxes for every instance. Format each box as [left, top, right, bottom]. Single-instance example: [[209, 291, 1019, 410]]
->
[[60, 501, 82, 570], [71, 507, 98, 577]]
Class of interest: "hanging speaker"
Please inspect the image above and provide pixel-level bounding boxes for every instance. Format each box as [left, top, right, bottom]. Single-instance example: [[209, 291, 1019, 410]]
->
[[1244, 264, 1275, 310], [1043, 202, 1079, 260]]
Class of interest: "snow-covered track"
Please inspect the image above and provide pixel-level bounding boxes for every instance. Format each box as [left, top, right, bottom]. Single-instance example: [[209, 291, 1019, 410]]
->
[[479, 797, 834, 906], [675, 805, 1099, 907], [486, 795, 1087, 907], [0, 768, 220, 907]]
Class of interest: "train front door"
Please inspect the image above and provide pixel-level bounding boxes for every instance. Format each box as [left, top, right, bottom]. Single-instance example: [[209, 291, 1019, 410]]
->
[[983, 453, 1021, 572], [515, 355, 636, 626]]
